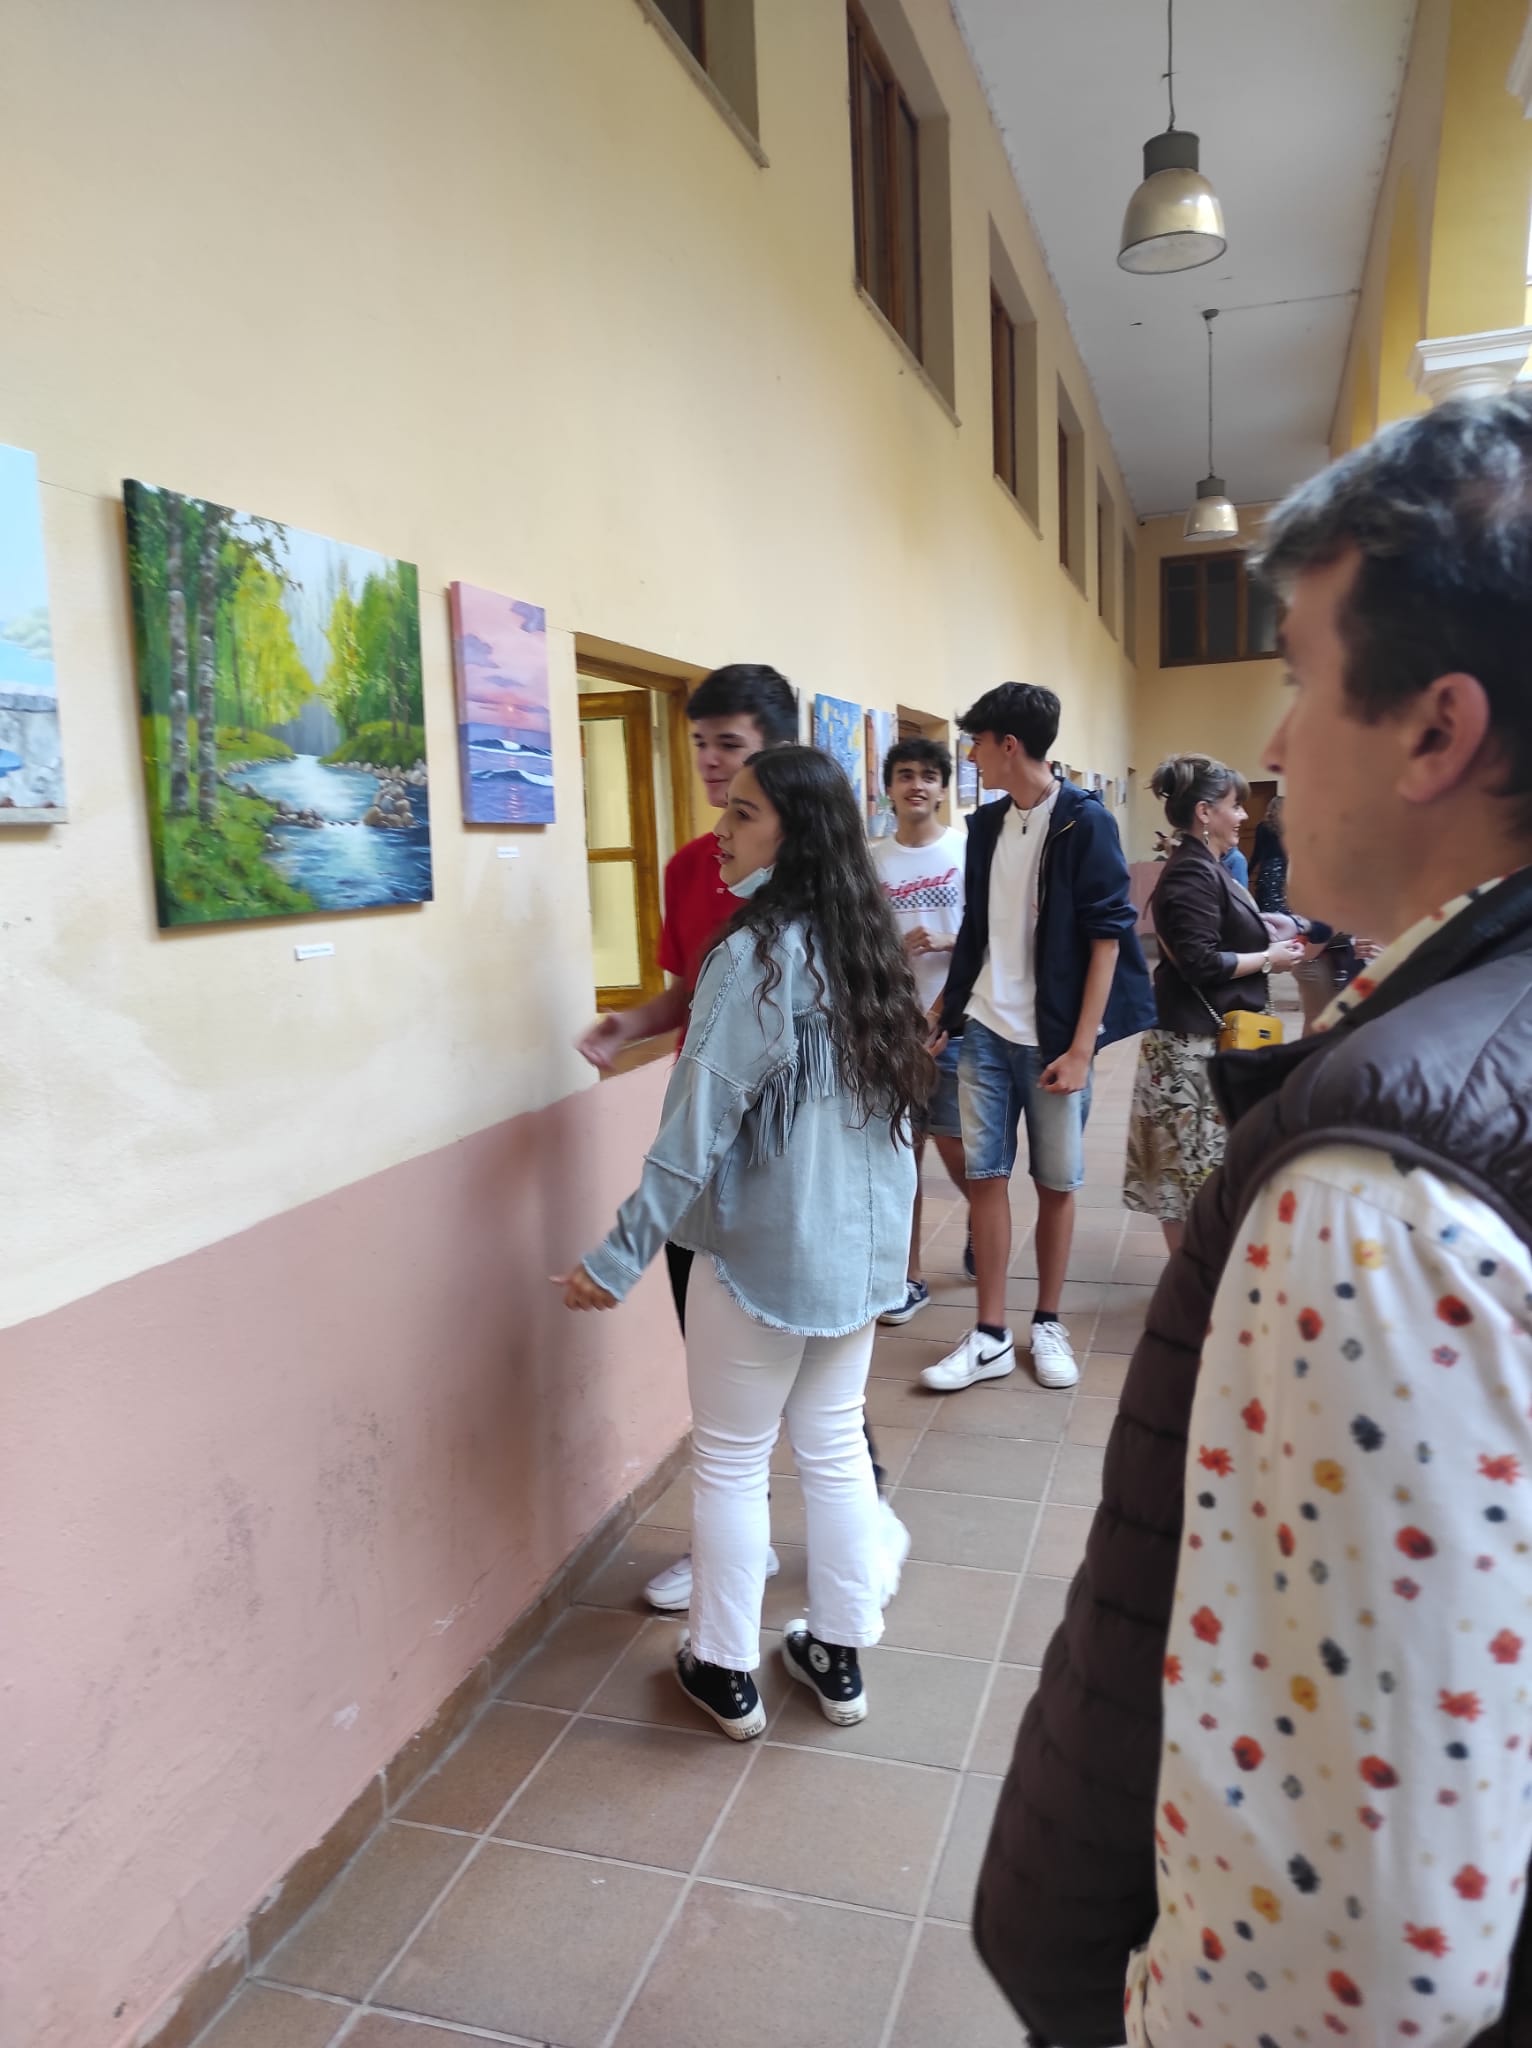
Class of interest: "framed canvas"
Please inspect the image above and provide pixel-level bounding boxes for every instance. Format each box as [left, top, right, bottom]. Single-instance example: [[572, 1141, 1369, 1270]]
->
[[449, 583, 553, 825], [813, 692, 864, 805], [125, 480, 431, 928], [865, 707, 896, 838], [0, 444, 65, 821], [955, 733, 979, 808]]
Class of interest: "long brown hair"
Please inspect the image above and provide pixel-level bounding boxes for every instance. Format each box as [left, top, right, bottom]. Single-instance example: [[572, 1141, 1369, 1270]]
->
[[724, 745, 929, 1137]]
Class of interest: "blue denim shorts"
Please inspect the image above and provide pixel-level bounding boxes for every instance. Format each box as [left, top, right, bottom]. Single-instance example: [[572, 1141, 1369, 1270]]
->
[[917, 1040, 962, 1141], [957, 1018, 1092, 1192]]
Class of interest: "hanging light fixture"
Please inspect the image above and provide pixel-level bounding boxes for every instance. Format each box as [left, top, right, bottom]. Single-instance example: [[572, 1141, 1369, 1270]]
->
[[1184, 309, 1238, 540], [1118, 0, 1227, 274]]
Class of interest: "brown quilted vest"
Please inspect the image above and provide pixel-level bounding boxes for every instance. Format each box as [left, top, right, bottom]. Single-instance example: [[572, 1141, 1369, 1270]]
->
[[975, 868, 1532, 2047]]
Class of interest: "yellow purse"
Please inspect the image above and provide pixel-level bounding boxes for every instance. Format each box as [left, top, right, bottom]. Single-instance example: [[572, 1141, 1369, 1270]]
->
[[1158, 929, 1286, 1052], [1218, 1009, 1284, 1052]]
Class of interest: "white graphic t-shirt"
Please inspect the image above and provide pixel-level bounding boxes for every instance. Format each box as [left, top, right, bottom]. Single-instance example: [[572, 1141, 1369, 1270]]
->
[[873, 826, 967, 1013]]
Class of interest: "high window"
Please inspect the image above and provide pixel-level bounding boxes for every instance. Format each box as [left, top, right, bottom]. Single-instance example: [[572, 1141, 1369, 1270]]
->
[[989, 236, 1039, 522], [991, 291, 1016, 494], [1122, 533, 1138, 660], [847, 2, 921, 358], [1056, 380, 1085, 587], [1160, 551, 1280, 666], [641, 0, 760, 143]]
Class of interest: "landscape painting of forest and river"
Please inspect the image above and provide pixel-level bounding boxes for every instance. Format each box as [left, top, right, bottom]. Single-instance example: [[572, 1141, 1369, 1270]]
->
[[125, 481, 432, 927], [449, 582, 554, 824]]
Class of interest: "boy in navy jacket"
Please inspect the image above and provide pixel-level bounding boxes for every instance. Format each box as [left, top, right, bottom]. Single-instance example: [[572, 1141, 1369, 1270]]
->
[[925, 684, 1153, 1394]]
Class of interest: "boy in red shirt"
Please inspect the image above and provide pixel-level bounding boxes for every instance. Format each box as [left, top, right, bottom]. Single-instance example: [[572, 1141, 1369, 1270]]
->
[[577, 664, 905, 1613]]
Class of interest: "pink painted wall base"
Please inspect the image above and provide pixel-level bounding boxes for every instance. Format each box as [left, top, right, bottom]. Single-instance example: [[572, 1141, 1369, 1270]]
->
[[1, 1063, 686, 2048]]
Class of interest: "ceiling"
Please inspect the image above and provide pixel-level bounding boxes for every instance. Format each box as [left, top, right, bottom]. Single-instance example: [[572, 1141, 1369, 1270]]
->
[[953, 0, 1419, 517]]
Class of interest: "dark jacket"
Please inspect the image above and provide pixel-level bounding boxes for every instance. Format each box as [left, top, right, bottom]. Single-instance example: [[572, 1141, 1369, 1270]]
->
[[937, 783, 1154, 1063], [1149, 836, 1270, 1034], [1250, 817, 1287, 912], [974, 867, 1532, 2047]]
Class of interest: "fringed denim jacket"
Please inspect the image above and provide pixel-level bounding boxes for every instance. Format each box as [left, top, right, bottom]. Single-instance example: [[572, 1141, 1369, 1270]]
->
[[581, 920, 916, 1337]]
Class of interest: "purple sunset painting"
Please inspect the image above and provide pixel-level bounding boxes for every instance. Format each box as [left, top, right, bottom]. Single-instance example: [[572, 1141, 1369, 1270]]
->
[[449, 582, 555, 825]]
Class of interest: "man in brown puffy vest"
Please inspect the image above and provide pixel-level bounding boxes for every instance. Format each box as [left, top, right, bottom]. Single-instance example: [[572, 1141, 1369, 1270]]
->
[[976, 391, 1532, 2047]]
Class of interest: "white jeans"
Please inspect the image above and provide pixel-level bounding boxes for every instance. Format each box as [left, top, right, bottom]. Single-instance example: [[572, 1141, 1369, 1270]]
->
[[685, 1258, 885, 1671]]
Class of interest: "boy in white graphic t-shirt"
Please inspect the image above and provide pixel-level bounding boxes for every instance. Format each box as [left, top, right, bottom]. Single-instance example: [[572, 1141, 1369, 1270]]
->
[[871, 738, 971, 1325]]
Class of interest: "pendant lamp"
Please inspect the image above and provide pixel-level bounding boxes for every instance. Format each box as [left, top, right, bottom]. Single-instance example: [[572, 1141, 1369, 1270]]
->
[[1118, 0, 1227, 275], [1184, 311, 1238, 540]]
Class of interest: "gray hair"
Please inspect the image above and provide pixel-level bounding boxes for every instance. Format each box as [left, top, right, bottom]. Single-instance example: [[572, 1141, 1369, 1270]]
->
[[1254, 390, 1532, 833]]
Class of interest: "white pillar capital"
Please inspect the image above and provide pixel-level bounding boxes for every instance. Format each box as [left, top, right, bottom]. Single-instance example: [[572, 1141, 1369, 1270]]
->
[[1410, 327, 1532, 405], [1510, 4, 1532, 117]]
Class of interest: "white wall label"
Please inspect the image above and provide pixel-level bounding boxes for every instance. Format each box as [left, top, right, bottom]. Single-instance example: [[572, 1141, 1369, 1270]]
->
[[293, 942, 335, 960], [496, 846, 521, 860]]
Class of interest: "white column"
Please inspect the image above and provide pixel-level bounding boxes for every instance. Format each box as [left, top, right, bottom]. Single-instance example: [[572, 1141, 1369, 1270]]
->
[[1410, 327, 1532, 405], [1510, 3, 1532, 117]]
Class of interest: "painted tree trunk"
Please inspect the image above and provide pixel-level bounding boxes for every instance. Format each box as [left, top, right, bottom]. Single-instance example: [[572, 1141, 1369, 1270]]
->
[[166, 496, 191, 816], [195, 508, 220, 823]]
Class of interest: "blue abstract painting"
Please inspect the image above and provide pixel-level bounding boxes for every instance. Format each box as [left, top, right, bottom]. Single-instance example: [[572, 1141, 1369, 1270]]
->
[[813, 692, 864, 807]]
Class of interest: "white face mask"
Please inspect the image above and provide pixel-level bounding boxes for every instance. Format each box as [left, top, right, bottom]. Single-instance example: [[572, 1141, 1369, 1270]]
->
[[730, 863, 775, 900]]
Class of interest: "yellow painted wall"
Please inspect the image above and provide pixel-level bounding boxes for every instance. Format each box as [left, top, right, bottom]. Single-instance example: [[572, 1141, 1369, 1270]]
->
[[1128, 509, 1288, 858], [1332, 0, 1532, 446], [1427, 0, 1532, 337], [1, 0, 1138, 1337]]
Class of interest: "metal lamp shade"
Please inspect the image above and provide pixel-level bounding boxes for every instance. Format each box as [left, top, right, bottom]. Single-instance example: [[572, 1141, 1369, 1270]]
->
[[1184, 475, 1239, 541], [1118, 130, 1227, 275]]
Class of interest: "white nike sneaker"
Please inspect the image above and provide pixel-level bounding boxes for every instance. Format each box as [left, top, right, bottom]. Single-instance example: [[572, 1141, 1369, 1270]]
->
[[920, 1327, 1017, 1393], [1028, 1318, 1080, 1390], [644, 1546, 781, 1613], [873, 1498, 911, 1608]]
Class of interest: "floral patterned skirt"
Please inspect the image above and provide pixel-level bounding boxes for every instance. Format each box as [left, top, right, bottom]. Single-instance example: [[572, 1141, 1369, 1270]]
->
[[1123, 1029, 1226, 1222]]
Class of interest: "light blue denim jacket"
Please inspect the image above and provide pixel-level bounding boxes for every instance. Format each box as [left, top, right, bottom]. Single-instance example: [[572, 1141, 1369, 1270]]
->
[[581, 920, 916, 1336]]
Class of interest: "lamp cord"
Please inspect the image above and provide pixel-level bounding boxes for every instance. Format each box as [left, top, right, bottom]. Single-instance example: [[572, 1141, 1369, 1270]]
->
[[1165, 0, 1177, 131], [1206, 315, 1216, 472]]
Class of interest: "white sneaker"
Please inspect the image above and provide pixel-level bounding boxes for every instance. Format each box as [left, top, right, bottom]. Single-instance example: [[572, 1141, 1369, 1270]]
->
[[1028, 1318, 1079, 1390], [873, 1499, 911, 1608], [644, 1546, 781, 1613], [920, 1327, 1017, 1393]]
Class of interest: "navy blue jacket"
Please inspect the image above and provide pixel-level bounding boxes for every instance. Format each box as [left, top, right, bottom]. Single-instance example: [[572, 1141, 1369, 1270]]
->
[[937, 783, 1155, 1064]]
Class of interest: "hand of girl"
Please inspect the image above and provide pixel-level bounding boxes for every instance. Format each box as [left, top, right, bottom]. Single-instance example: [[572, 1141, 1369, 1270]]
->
[[1266, 938, 1307, 974], [552, 1268, 618, 1311]]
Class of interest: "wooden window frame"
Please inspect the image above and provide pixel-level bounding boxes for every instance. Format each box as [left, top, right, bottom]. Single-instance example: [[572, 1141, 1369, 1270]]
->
[[847, 1, 922, 358], [579, 690, 665, 1013], [577, 656, 696, 857], [1159, 550, 1278, 667], [1096, 499, 1107, 619], [577, 660, 702, 1020], [991, 288, 1017, 493]]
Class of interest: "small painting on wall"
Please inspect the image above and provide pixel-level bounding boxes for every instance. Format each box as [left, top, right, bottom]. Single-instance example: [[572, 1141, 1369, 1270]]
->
[[125, 480, 431, 928], [0, 445, 65, 822], [955, 733, 978, 808], [449, 583, 554, 825], [865, 707, 896, 838], [813, 692, 864, 806]]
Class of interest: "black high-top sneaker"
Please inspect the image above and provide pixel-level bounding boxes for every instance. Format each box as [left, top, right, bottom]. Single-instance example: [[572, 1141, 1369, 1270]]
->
[[782, 1620, 867, 1725], [675, 1634, 767, 1740]]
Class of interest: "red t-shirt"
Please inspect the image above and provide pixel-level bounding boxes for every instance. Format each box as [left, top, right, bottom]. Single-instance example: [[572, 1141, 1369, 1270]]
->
[[660, 831, 743, 995]]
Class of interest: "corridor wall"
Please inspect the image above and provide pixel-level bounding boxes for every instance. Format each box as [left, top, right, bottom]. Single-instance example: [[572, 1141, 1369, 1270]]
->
[[0, 3, 1138, 2044]]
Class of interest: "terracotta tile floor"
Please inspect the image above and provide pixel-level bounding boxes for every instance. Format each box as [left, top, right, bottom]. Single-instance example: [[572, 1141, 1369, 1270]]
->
[[207, 1041, 1159, 2048]]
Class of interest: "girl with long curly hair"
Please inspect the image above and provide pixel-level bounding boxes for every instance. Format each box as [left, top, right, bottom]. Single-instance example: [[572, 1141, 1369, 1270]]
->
[[559, 744, 928, 1739]]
